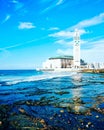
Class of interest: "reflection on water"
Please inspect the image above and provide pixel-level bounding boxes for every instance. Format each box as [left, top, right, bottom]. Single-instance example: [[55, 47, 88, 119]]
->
[[69, 73, 84, 113]]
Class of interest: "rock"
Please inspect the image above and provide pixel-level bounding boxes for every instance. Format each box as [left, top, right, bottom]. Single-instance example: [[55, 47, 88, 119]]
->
[[96, 115, 99, 118], [19, 108, 26, 114], [0, 121, 2, 126], [50, 117, 53, 120], [40, 119, 45, 124], [60, 110, 64, 113], [58, 114, 61, 117], [26, 101, 31, 105], [86, 124, 89, 128], [88, 122, 92, 126], [55, 91, 69, 95]]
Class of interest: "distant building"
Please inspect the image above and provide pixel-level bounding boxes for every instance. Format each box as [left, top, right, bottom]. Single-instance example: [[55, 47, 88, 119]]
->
[[42, 56, 73, 69], [87, 62, 104, 69], [42, 55, 86, 69]]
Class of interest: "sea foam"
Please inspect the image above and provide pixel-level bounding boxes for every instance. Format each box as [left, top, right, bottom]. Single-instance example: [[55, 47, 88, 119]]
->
[[5, 72, 76, 86]]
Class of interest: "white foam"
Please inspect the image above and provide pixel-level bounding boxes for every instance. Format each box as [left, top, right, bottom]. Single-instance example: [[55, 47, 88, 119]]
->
[[5, 72, 76, 85]]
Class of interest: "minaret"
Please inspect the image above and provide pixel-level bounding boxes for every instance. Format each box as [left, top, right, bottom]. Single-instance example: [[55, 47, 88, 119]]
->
[[73, 29, 80, 68]]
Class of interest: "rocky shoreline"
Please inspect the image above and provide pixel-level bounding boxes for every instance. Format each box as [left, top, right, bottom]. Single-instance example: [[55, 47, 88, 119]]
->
[[0, 95, 104, 130], [81, 69, 104, 73], [0, 71, 104, 130]]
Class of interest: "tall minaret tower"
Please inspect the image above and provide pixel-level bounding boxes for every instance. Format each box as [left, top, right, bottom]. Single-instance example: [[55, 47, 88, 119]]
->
[[73, 29, 80, 68]]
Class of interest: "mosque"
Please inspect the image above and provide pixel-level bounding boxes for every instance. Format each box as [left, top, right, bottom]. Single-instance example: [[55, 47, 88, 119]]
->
[[42, 29, 86, 70]]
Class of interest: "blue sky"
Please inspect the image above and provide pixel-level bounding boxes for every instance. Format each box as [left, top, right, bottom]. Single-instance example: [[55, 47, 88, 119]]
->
[[0, 0, 104, 69]]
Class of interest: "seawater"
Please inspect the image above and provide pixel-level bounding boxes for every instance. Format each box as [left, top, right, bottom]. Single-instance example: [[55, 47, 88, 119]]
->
[[0, 70, 104, 129], [0, 70, 104, 105]]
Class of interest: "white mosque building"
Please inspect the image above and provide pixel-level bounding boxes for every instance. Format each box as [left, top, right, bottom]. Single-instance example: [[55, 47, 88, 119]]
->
[[42, 55, 74, 69], [42, 29, 86, 70]]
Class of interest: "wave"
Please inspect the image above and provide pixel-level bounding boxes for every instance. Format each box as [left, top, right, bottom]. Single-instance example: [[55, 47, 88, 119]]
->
[[1, 72, 76, 86]]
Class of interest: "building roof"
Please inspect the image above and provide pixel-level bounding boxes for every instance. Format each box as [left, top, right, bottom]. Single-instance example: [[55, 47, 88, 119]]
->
[[49, 55, 73, 60]]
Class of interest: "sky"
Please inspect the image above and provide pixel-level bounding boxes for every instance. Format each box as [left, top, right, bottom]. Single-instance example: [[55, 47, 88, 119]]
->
[[0, 0, 104, 69]]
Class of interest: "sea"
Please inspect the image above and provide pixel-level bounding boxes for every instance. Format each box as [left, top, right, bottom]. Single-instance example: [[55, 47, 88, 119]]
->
[[0, 70, 104, 129]]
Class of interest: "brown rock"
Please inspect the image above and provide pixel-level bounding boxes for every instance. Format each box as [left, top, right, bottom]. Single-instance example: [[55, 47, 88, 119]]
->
[[19, 108, 25, 114], [40, 119, 45, 124], [0, 121, 2, 126]]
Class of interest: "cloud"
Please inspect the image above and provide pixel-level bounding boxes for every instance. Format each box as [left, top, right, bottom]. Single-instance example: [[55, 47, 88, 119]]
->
[[11, 0, 18, 3], [48, 27, 59, 31], [49, 31, 73, 39], [41, 0, 65, 13], [49, 12, 104, 40], [18, 22, 36, 29], [0, 36, 48, 51], [56, 0, 64, 5], [2, 14, 11, 24], [0, 49, 11, 59], [49, 28, 86, 40], [56, 38, 104, 62], [81, 42, 104, 63], [49, 12, 104, 50], [12, 0, 24, 11], [70, 12, 104, 29], [55, 39, 73, 46], [56, 48, 72, 55]]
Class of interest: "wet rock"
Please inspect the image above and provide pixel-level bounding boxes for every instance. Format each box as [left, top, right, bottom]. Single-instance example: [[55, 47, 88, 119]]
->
[[19, 108, 26, 114], [55, 91, 69, 95], [86, 124, 89, 128], [86, 110, 92, 116], [0, 105, 12, 129], [0, 121, 2, 126], [9, 114, 47, 129], [67, 104, 88, 114], [40, 119, 45, 123], [96, 115, 99, 118], [60, 110, 64, 113], [14, 100, 26, 105], [50, 117, 53, 120], [88, 122, 92, 125]]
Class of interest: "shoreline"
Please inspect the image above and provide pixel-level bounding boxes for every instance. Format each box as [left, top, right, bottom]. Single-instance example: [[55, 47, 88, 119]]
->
[[81, 68, 104, 73], [37, 68, 104, 73]]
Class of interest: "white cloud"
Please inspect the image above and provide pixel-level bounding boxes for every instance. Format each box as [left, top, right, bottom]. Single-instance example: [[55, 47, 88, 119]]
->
[[41, 0, 65, 13], [56, 0, 64, 5], [55, 39, 68, 44], [49, 31, 73, 39], [49, 12, 104, 40], [57, 48, 72, 55], [14, 1, 24, 11], [81, 43, 104, 63], [18, 22, 36, 29], [55, 39, 73, 46], [2, 14, 11, 24], [48, 27, 59, 31], [0, 36, 48, 51], [56, 38, 104, 63], [70, 12, 104, 29], [49, 29, 86, 39], [0, 49, 11, 59], [11, 0, 18, 3]]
